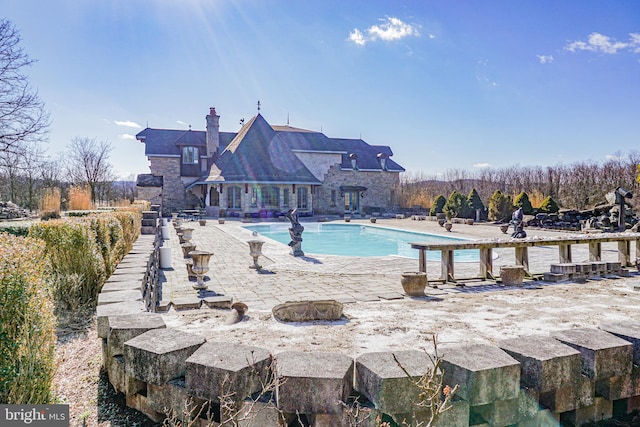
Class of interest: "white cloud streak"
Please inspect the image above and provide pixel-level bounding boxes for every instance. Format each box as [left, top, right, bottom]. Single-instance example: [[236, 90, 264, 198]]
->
[[473, 163, 492, 169], [114, 120, 142, 128], [119, 134, 135, 140], [349, 17, 420, 46], [537, 55, 554, 64], [565, 32, 640, 55]]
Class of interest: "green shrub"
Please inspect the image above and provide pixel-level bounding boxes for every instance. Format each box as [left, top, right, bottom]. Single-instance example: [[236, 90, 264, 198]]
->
[[0, 225, 30, 237], [443, 190, 471, 219], [40, 211, 60, 221], [430, 195, 446, 216], [539, 196, 560, 213], [468, 189, 485, 212], [514, 192, 534, 215], [29, 220, 106, 307], [0, 234, 56, 403], [488, 190, 513, 221]]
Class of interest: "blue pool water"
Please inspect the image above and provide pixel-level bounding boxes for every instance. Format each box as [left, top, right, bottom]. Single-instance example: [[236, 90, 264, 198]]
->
[[243, 223, 480, 261]]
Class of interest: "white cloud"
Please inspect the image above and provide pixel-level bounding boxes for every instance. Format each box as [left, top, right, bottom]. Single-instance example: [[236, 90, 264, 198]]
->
[[565, 32, 640, 55], [605, 154, 622, 161], [349, 28, 366, 46], [537, 54, 554, 64], [119, 134, 136, 140], [176, 120, 187, 126], [114, 120, 142, 128], [473, 163, 492, 168], [348, 17, 420, 46]]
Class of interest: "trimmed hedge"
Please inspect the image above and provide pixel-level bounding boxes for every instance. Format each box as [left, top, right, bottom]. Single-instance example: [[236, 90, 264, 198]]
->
[[28, 209, 141, 308], [0, 234, 56, 403]]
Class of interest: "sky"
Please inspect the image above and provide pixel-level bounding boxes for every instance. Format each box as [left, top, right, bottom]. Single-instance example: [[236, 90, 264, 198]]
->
[[2, 0, 639, 180]]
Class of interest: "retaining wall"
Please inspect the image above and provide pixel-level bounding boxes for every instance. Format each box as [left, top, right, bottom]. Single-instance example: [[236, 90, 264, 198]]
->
[[98, 232, 640, 426]]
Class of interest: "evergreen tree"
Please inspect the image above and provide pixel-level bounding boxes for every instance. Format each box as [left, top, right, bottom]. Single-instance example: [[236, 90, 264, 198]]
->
[[539, 196, 560, 213], [488, 190, 513, 221], [430, 195, 446, 216], [513, 192, 534, 215], [467, 188, 485, 219], [443, 190, 471, 219]]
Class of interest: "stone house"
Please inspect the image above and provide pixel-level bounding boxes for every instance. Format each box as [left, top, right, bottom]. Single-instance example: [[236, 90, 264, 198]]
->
[[136, 107, 404, 217]]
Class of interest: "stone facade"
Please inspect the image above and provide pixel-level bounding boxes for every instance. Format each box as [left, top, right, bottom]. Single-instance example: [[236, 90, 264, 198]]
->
[[314, 165, 399, 215], [148, 157, 189, 214]]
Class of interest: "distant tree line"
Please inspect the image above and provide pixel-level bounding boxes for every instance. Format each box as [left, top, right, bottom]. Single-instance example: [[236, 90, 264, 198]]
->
[[396, 152, 640, 218]]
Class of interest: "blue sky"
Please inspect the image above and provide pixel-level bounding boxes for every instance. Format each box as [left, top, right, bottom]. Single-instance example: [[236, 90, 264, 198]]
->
[[2, 0, 639, 179]]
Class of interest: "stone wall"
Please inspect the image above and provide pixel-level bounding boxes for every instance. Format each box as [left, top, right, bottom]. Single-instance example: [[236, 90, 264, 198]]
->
[[314, 165, 400, 215], [98, 240, 640, 426], [148, 157, 187, 213]]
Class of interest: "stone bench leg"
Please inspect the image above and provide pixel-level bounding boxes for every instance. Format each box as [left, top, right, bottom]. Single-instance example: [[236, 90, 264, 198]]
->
[[514, 247, 529, 275], [480, 248, 494, 280], [589, 242, 602, 262], [559, 244, 572, 263], [441, 250, 455, 282], [618, 241, 631, 267]]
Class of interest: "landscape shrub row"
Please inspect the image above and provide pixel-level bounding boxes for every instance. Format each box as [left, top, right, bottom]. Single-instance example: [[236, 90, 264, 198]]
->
[[0, 234, 56, 404], [28, 208, 142, 309]]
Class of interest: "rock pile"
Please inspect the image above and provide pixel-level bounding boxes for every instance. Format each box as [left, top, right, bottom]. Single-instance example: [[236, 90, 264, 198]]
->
[[0, 201, 32, 220]]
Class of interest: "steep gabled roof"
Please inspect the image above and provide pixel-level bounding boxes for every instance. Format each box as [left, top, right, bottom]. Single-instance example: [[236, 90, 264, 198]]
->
[[214, 114, 321, 184], [331, 138, 405, 172], [136, 128, 236, 156]]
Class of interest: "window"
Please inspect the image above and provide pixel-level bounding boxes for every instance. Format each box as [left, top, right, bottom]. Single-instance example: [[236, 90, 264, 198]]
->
[[260, 186, 280, 207], [182, 146, 199, 164], [297, 187, 309, 209], [283, 188, 289, 207], [227, 186, 242, 209], [251, 188, 258, 207]]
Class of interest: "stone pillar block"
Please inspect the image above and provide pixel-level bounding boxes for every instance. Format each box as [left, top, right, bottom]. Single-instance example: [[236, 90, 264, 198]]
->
[[98, 289, 143, 306], [441, 344, 520, 406], [237, 397, 286, 427], [434, 398, 469, 427], [551, 328, 633, 380], [107, 312, 165, 357], [539, 384, 577, 413], [124, 328, 205, 385], [565, 396, 613, 426], [499, 336, 582, 392], [354, 350, 435, 414], [592, 261, 607, 276], [185, 342, 271, 403], [471, 398, 518, 427], [599, 320, 640, 365], [106, 353, 146, 396], [96, 301, 145, 338], [276, 351, 354, 415], [147, 379, 207, 422], [577, 374, 595, 408], [126, 392, 164, 423], [517, 387, 540, 422], [606, 261, 622, 274], [595, 366, 640, 400], [550, 263, 576, 275]]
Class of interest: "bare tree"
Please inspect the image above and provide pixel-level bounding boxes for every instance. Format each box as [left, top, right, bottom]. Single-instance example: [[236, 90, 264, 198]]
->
[[0, 19, 49, 154], [65, 137, 115, 204]]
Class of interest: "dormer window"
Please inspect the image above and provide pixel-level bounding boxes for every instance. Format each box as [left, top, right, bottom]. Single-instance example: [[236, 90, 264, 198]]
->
[[349, 153, 358, 170], [182, 146, 199, 164], [377, 153, 388, 170]]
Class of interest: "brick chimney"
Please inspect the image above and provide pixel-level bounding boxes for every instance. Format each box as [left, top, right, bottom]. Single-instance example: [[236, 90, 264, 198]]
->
[[206, 107, 220, 158]]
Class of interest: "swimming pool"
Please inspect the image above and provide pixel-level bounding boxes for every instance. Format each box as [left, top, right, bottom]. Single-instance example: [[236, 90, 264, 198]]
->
[[243, 223, 481, 261]]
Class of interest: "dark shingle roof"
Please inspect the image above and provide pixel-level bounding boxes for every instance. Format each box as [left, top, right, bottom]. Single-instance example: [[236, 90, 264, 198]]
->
[[331, 138, 405, 172], [214, 114, 321, 184], [136, 128, 236, 156]]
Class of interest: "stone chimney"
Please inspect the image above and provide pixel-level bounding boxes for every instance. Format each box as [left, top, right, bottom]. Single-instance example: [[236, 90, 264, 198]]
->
[[206, 107, 220, 158]]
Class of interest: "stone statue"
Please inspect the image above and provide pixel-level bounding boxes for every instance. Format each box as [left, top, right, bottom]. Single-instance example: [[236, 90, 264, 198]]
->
[[511, 207, 526, 238], [286, 208, 304, 256]]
